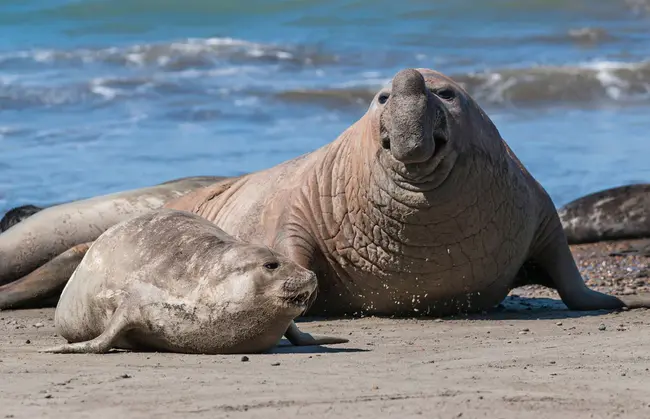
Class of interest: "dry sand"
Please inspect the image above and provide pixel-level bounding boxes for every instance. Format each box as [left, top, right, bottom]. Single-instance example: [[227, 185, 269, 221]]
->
[[1, 239, 649, 419]]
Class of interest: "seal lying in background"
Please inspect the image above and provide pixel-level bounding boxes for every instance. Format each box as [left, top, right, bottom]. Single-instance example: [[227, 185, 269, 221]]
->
[[0, 176, 230, 309], [3, 68, 650, 316], [43, 209, 347, 354], [0, 205, 45, 233], [559, 183, 650, 245]]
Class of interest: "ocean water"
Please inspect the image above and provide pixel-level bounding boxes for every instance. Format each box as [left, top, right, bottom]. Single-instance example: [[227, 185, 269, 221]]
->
[[1, 0, 650, 212]]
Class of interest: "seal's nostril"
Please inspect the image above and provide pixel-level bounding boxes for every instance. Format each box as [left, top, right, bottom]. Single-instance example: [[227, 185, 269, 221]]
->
[[381, 138, 390, 150]]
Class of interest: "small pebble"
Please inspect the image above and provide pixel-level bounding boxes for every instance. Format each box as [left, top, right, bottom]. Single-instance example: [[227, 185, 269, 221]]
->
[[598, 324, 607, 331], [44, 394, 52, 399], [434, 319, 443, 323], [25, 339, 31, 344], [119, 374, 131, 379], [521, 328, 530, 332], [271, 362, 281, 366], [33, 323, 44, 328], [240, 356, 249, 362], [556, 322, 563, 326]]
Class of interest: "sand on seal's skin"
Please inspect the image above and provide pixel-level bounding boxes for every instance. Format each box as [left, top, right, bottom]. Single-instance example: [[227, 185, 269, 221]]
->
[[0, 239, 648, 419]]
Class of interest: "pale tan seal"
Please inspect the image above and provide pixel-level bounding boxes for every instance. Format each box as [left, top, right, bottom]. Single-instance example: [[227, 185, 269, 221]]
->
[[0, 176, 232, 309], [42, 209, 347, 354]]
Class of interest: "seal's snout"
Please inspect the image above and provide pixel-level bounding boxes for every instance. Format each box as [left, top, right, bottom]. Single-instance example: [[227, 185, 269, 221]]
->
[[281, 269, 317, 309], [385, 69, 435, 165]]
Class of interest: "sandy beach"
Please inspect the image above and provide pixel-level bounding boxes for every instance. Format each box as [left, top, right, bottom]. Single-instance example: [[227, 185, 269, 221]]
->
[[1, 239, 648, 419]]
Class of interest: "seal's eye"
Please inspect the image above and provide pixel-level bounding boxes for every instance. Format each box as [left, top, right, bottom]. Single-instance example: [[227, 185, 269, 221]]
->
[[378, 93, 390, 105], [263, 262, 279, 270], [435, 88, 456, 100]]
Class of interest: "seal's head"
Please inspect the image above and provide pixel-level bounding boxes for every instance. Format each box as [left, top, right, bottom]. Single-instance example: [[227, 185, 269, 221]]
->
[[0, 205, 44, 233], [365, 68, 500, 191], [217, 244, 318, 316]]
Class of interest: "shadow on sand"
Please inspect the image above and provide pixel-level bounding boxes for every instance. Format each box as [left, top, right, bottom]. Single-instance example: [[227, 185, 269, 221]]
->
[[296, 295, 638, 323]]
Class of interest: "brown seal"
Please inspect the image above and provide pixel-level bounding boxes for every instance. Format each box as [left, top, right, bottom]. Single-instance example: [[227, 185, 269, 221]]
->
[[559, 183, 650, 244], [42, 209, 347, 354], [163, 68, 650, 315], [4, 68, 650, 316]]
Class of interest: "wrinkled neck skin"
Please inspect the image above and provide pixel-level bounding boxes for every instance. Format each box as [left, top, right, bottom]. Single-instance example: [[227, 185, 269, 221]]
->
[[302, 104, 532, 316]]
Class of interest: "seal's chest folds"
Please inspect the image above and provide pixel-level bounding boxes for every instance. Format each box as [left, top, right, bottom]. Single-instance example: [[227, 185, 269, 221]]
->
[[328, 193, 536, 307]]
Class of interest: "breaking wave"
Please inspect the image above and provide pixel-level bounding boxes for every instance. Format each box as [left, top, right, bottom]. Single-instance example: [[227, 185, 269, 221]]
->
[[0, 37, 338, 71], [278, 60, 650, 108]]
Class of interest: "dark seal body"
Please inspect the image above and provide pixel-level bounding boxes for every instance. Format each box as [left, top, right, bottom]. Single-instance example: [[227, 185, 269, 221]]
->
[[559, 184, 650, 244]]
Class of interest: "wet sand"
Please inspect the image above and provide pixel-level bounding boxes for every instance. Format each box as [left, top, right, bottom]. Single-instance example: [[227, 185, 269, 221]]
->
[[1, 239, 649, 419]]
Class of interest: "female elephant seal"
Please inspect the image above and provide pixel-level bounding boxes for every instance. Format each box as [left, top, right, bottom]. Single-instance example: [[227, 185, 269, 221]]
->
[[43, 209, 347, 354], [0, 176, 231, 309], [5, 68, 650, 316]]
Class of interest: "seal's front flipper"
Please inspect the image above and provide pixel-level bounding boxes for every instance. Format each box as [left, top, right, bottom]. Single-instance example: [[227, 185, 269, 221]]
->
[[530, 219, 650, 311], [284, 321, 349, 346], [41, 305, 134, 354], [0, 242, 93, 310]]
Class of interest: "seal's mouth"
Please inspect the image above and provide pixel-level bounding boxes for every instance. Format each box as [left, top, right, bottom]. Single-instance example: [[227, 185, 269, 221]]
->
[[281, 283, 317, 312], [284, 290, 312, 308], [385, 130, 450, 181]]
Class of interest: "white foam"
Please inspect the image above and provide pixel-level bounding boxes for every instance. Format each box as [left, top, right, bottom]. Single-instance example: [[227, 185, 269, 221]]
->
[[89, 78, 118, 100]]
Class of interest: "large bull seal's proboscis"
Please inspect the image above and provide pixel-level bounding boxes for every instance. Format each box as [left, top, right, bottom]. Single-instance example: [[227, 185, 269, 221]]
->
[[43, 209, 347, 354]]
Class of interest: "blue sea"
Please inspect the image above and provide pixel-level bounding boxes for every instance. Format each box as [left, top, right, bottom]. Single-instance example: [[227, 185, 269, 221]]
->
[[1, 0, 650, 212]]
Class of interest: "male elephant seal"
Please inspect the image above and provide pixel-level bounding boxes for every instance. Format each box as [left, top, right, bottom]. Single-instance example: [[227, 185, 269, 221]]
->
[[559, 183, 650, 244], [4, 68, 650, 316], [43, 209, 347, 354], [0, 176, 230, 309], [158, 68, 650, 316]]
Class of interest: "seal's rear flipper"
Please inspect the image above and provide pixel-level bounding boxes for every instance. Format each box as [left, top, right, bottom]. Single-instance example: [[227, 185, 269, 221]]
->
[[40, 305, 134, 354], [0, 242, 92, 310], [284, 321, 349, 346]]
